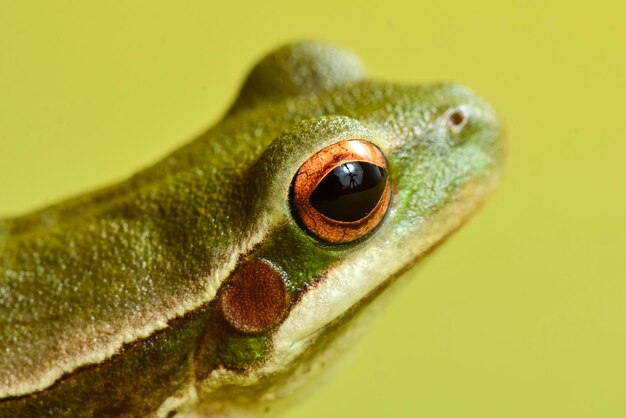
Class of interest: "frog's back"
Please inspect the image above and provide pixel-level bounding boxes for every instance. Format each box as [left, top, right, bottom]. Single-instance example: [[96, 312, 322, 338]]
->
[[0, 124, 241, 401]]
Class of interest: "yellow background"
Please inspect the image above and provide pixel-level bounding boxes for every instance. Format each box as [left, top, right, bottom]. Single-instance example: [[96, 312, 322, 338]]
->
[[1, 1, 625, 417]]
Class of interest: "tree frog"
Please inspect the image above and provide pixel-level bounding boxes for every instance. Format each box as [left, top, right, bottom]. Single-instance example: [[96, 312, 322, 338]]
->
[[0, 41, 505, 417]]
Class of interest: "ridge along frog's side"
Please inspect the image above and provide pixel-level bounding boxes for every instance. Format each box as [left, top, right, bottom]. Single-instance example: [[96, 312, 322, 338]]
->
[[0, 41, 505, 417]]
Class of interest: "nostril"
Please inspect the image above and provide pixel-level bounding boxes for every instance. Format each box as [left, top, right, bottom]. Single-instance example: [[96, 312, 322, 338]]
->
[[449, 110, 465, 126], [444, 106, 469, 134]]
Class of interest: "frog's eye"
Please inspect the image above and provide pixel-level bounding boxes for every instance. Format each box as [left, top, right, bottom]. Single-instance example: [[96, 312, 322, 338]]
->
[[290, 140, 391, 243]]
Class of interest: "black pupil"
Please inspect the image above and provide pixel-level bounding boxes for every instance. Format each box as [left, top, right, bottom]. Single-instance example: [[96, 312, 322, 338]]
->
[[309, 161, 387, 222]]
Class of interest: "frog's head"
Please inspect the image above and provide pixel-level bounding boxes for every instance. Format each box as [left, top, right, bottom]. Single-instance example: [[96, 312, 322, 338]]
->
[[194, 41, 505, 411]]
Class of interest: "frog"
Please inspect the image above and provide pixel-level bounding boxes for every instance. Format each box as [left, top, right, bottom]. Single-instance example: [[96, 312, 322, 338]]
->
[[0, 40, 505, 417]]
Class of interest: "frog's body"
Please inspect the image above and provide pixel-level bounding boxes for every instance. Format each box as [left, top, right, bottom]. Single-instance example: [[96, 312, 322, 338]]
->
[[0, 41, 505, 417]]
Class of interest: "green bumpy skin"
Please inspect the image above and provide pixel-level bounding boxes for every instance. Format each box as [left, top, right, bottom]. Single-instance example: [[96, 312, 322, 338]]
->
[[0, 41, 505, 417]]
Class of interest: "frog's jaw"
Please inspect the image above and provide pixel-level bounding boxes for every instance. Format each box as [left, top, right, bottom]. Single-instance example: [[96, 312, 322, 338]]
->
[[268, 167, 502, 365], [188, 169, 501, 418], [186, 169, 499, 416]]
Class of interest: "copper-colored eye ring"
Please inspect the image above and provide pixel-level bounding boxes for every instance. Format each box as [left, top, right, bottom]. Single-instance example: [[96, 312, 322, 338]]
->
[[291, 139, 391, 244]]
